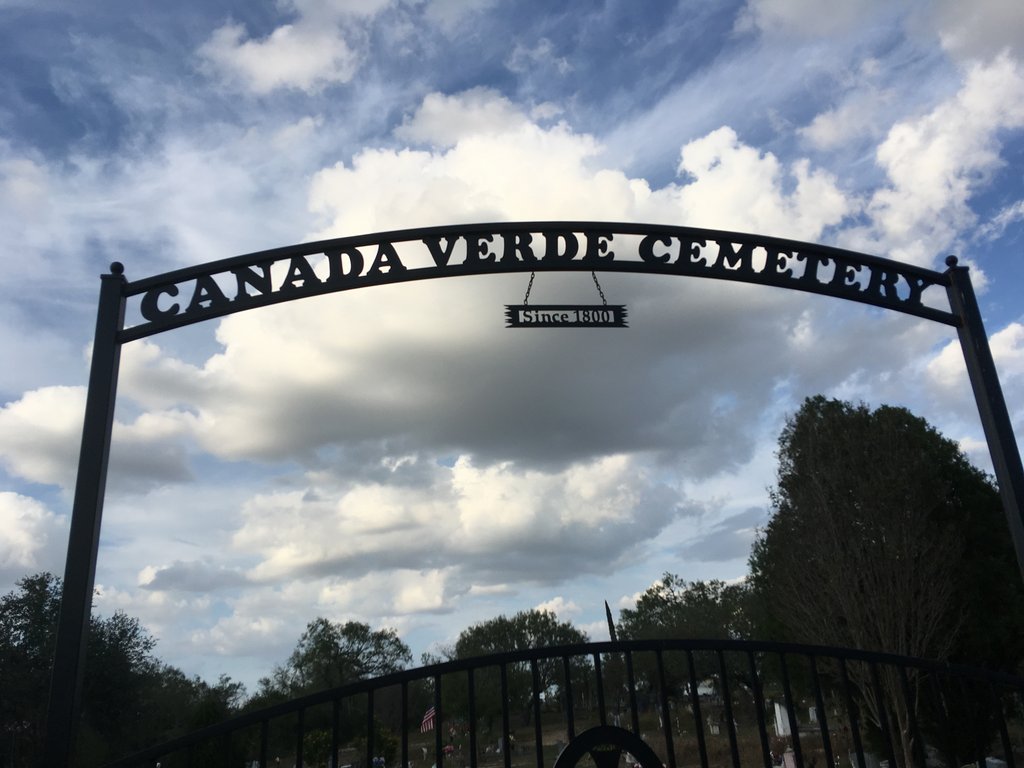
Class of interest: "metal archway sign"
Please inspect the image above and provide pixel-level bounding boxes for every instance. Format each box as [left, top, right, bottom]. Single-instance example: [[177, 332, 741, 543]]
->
[[45, 221, 1024, 765]]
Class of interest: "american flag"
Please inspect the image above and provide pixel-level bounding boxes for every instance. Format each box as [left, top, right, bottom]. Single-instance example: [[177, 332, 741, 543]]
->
[[420, 706, 436, 733]]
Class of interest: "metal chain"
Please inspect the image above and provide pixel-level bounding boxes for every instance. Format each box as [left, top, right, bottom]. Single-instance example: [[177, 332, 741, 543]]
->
[[591, 271, 608, 305], [524, 270, 607, 305], [523, 271, 536, 305]]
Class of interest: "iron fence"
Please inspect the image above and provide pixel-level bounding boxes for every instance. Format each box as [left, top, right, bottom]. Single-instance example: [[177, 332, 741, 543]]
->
[[100, 639, 1024, 768]]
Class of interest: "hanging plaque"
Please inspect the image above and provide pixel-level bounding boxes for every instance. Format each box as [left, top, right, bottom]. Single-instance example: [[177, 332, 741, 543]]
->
[[504, 304, 628, 328]]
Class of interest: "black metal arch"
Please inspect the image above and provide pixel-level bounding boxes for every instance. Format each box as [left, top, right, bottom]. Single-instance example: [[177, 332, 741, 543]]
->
[[44, 222, 1024, 766], [119, 221, 959, 342]]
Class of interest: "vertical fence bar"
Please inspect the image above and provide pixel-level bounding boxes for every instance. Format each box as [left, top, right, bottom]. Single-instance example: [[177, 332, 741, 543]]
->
[[839, 659, 866, 768], [562, 654, 576, 740], [296, 707, 305, 768], [468, 668, 478, 768], [808, 656, 835, 768], [716, 650, 741, 768], [625, 649, 640, 735], [366, 689, 375, 768], [656, 649, 677, 768], [500, 665, 511, 768], [746, 650, 772, 768], [260, 718, 269, 768], [686, 650, 709, 768], [400, 684, 408, 768], [779, 654, 804, 768], [531, 659, 543, 768], [435, 675, 445, 768], [594, 653, 607, 726]]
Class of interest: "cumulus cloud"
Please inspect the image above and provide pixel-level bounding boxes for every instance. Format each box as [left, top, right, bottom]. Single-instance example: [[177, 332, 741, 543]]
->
[[0, 385, 193, 494], [927, 322, 1024, 404], [198, 22, 362, 94], [62, 89, 968, 629], [865, 55, 1024, 262], [197, 0, 396, 94], [233, 454, 682, 592], [139, 559, 249, 592], [799, 62, 894, 150], [0, 493, 66, 579], [534, 595, 581, 618], [395, 88, 534, 148], [739, 0, 1024, 61], [2, 0, 1022, 696], [676, 127, 852, 238]]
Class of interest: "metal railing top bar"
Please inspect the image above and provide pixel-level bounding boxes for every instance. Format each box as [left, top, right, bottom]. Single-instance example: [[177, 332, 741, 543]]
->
[[100, 637, 1024, 768]]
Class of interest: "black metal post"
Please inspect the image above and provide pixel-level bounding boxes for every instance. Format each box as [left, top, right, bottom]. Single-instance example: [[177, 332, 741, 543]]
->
[[945, 258, 1024, 580], [43, 264, 126, 767]]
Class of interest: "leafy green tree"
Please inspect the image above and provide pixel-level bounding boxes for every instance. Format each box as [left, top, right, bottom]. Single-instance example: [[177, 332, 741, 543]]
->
[[0, 572, 245, 767], [453, 609, 588, 660], [748, 396, 1024, 765], [248, 618, 412, 762], [618, 575, 756, 730], [262, 618, 412, 696], [0, 573, 61, 767], [448, 609, 589, 728], [750, 396, 1024, 663], [618, 574, 752, 642]]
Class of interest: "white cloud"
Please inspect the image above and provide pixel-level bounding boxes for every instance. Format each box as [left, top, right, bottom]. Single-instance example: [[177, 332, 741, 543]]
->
[[6, 20, 1024, 689], [866, 54, 1024, 264], [0, 385, 193, 493], [800, 76, 894, 150], [233, 454, 681, 590], [0, 493, 66, 577], [505, 38, 572, 77], [676, 127, 853, 238], [928, 322, 1024, 396], [977, 200, 1024, 243], [199, 22, 361, 94], [423, 0, 497, 32], [197, 0, 397, 94], [41, 91, 939, 633], [918, 0, 1024, 61], [0, 387, 84, 489], [740, 0, 1024, 60], [395, 88, 533, 148], [534, 595, 581, 618], [0, 155, 49, 214], [736, 0, 889, 38]]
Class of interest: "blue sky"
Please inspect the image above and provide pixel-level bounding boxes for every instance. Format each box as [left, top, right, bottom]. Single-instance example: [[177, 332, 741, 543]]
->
[[1, 0, 1022, 692]]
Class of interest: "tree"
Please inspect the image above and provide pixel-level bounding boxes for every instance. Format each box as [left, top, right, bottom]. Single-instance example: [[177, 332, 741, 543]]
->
[[0, 573, 61, 767], [248, 618, 412, 762], [262, 618, 412, 696], [618, 575, 756, 731], [454, 609, 588, 659], [449, 609, 589, 728], [749, 396, 1024, 764], [0, 573, 247, 767], [618, 574, 752, 642]]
